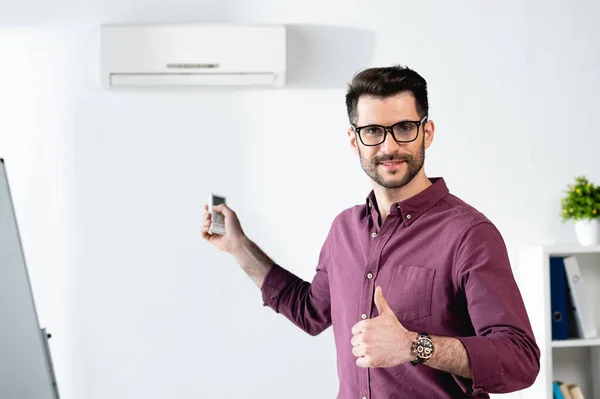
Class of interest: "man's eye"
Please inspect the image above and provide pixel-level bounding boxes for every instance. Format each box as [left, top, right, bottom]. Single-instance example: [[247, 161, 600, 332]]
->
[[365, 127, 382, 135]]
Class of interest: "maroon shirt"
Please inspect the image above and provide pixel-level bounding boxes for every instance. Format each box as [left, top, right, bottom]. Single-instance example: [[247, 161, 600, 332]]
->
[[261, 177, 540, 398]]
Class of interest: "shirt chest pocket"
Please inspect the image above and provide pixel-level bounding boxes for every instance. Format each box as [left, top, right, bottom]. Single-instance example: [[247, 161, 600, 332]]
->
[[383, 265, 436, 322]]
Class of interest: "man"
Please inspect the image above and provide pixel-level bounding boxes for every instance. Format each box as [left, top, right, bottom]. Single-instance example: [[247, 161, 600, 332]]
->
[[202, 65, 540, 398]]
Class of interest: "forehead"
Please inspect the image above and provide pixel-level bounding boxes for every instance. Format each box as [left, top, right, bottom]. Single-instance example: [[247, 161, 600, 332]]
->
[[356, 92, 419, 126]]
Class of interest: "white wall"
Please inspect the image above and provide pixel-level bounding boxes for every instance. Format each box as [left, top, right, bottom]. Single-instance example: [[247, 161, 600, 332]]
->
[[0, 27, 73, 399], [1, 0, 599, 398]]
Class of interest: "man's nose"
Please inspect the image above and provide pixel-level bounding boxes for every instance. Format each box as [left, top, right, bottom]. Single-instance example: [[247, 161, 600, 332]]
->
[[380, 128, 402, 152]]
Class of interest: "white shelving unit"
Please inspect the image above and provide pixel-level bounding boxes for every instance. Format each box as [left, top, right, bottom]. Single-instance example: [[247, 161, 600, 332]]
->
[[518, 244, 600, 399]]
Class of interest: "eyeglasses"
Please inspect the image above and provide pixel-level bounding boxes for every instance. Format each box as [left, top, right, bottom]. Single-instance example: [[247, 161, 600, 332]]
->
[[351, 116, 428, 146]]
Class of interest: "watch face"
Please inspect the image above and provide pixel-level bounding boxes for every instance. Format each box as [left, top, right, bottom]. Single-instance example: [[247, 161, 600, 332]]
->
[[416, 336, 434, 360]]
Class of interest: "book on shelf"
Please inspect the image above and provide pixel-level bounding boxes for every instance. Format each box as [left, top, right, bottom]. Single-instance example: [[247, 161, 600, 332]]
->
[[552, 381, 585, 399], [550, 257, 569, 340], [549, 256, 598, 341]]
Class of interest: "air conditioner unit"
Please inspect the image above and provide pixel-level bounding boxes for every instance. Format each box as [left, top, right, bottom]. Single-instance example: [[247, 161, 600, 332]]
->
[[100, 24, 286, 88]]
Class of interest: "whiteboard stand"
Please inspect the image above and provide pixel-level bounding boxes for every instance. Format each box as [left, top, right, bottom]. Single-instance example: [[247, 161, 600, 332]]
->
[[41, 328, 61, 399], [0, 158, 61, 399]]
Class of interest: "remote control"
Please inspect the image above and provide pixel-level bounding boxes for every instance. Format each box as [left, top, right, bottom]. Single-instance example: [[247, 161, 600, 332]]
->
[[208, 193, 226, 235]]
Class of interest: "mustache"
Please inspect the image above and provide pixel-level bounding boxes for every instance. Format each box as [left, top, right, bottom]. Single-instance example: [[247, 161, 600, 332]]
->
[[374, 154, 412, 163]]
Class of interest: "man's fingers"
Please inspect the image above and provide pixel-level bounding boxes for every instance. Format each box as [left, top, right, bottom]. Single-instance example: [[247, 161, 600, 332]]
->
[[352, 345, 365, 357], [351, 334, 363, 347], [202, 210, 212, 229], [356, 356, 370, 368], [351, 321, 367, 336]]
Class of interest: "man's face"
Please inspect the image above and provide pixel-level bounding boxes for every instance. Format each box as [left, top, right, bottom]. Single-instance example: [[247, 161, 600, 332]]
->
[[348, 93, 434, 189]]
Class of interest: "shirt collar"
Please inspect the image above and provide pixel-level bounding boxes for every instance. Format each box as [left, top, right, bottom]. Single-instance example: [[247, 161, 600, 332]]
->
[[365, 177, 449, 226]]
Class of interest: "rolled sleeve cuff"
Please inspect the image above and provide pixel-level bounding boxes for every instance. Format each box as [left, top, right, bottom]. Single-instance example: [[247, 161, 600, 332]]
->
[[454, 336, 505, 395], [261, 264, 299, 312]]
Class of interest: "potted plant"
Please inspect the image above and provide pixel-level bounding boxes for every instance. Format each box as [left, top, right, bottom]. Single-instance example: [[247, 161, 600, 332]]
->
[[560, 176, 600, 246]]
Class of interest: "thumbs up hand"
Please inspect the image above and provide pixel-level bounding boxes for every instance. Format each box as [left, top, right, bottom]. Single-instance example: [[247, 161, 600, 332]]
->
[[351, 286, 417, 368]]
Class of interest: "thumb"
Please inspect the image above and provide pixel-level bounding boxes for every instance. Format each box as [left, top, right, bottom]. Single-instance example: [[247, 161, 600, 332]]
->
[[212, 203, 241, 230], [213, 203, 232, 216], [374, 286, 393, 316]]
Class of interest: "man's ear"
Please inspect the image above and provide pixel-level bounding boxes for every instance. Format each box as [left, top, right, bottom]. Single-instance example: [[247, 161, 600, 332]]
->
[[348, 128, 359, 155], [423, 120, 435, 150]]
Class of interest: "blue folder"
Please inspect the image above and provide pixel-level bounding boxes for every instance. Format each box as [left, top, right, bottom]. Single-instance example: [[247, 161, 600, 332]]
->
[[552, 381, 565, 398], [549, 257, 568, 340]]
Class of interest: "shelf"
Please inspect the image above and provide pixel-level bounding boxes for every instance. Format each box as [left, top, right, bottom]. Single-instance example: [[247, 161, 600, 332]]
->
[[544, 243, 600, 256], [518, 244, 600, 398], [552, 337, 600, 348]]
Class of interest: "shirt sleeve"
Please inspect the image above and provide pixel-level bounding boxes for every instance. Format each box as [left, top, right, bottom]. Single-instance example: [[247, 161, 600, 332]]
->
[[260, 224, 334, 336], [452, 222, 540, 395]]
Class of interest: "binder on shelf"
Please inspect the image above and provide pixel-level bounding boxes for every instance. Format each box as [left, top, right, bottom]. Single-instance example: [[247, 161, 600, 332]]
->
[[550, 257, 569, 340], [564, 272, 581, 339], [567, 384, 585, 399], [552, 381, 581, 399], [552, 381, 565, 399], [564, 256, 598, 339]]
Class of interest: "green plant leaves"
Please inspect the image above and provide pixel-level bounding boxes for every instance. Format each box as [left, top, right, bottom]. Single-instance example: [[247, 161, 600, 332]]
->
[[560, 176, 600, 222]]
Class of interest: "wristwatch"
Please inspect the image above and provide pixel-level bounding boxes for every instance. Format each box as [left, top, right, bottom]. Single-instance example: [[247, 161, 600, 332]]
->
[[411, 332, 434, 366]]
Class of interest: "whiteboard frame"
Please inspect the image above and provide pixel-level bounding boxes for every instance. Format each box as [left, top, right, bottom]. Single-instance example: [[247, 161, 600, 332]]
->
[[0, 158, 60, 399]]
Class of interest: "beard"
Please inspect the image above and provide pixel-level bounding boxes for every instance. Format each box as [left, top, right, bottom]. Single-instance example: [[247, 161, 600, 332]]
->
[[358, 138, 425, 189]]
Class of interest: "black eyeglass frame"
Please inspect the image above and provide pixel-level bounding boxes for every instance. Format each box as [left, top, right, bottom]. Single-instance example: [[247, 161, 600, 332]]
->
[[351, 116, 428, 146]]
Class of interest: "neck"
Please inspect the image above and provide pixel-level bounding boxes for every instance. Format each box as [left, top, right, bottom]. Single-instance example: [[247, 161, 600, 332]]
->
[[373, 170, 432, 222]]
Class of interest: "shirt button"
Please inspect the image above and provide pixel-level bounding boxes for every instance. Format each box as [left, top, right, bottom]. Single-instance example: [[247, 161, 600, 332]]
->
[[362, 396, 368, 399], [371, 232, 377, 238], [367, 273, 373, 279], [406, 214, 412, 220], [361, 313, 367, 320]]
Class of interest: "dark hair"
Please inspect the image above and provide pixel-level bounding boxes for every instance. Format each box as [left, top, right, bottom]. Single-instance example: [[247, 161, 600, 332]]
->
[[345, 65, 429, 125]]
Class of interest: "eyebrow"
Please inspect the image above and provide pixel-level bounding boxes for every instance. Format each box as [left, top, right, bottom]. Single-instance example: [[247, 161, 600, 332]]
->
[[359, 118, 420, 126]]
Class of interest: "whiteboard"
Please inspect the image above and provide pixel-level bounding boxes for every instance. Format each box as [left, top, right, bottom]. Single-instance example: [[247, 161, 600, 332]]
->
[[0, 159, 60, 399]]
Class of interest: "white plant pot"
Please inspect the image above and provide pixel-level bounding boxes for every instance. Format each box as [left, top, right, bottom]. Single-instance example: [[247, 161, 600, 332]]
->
[[574, 219, 600, 246]]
